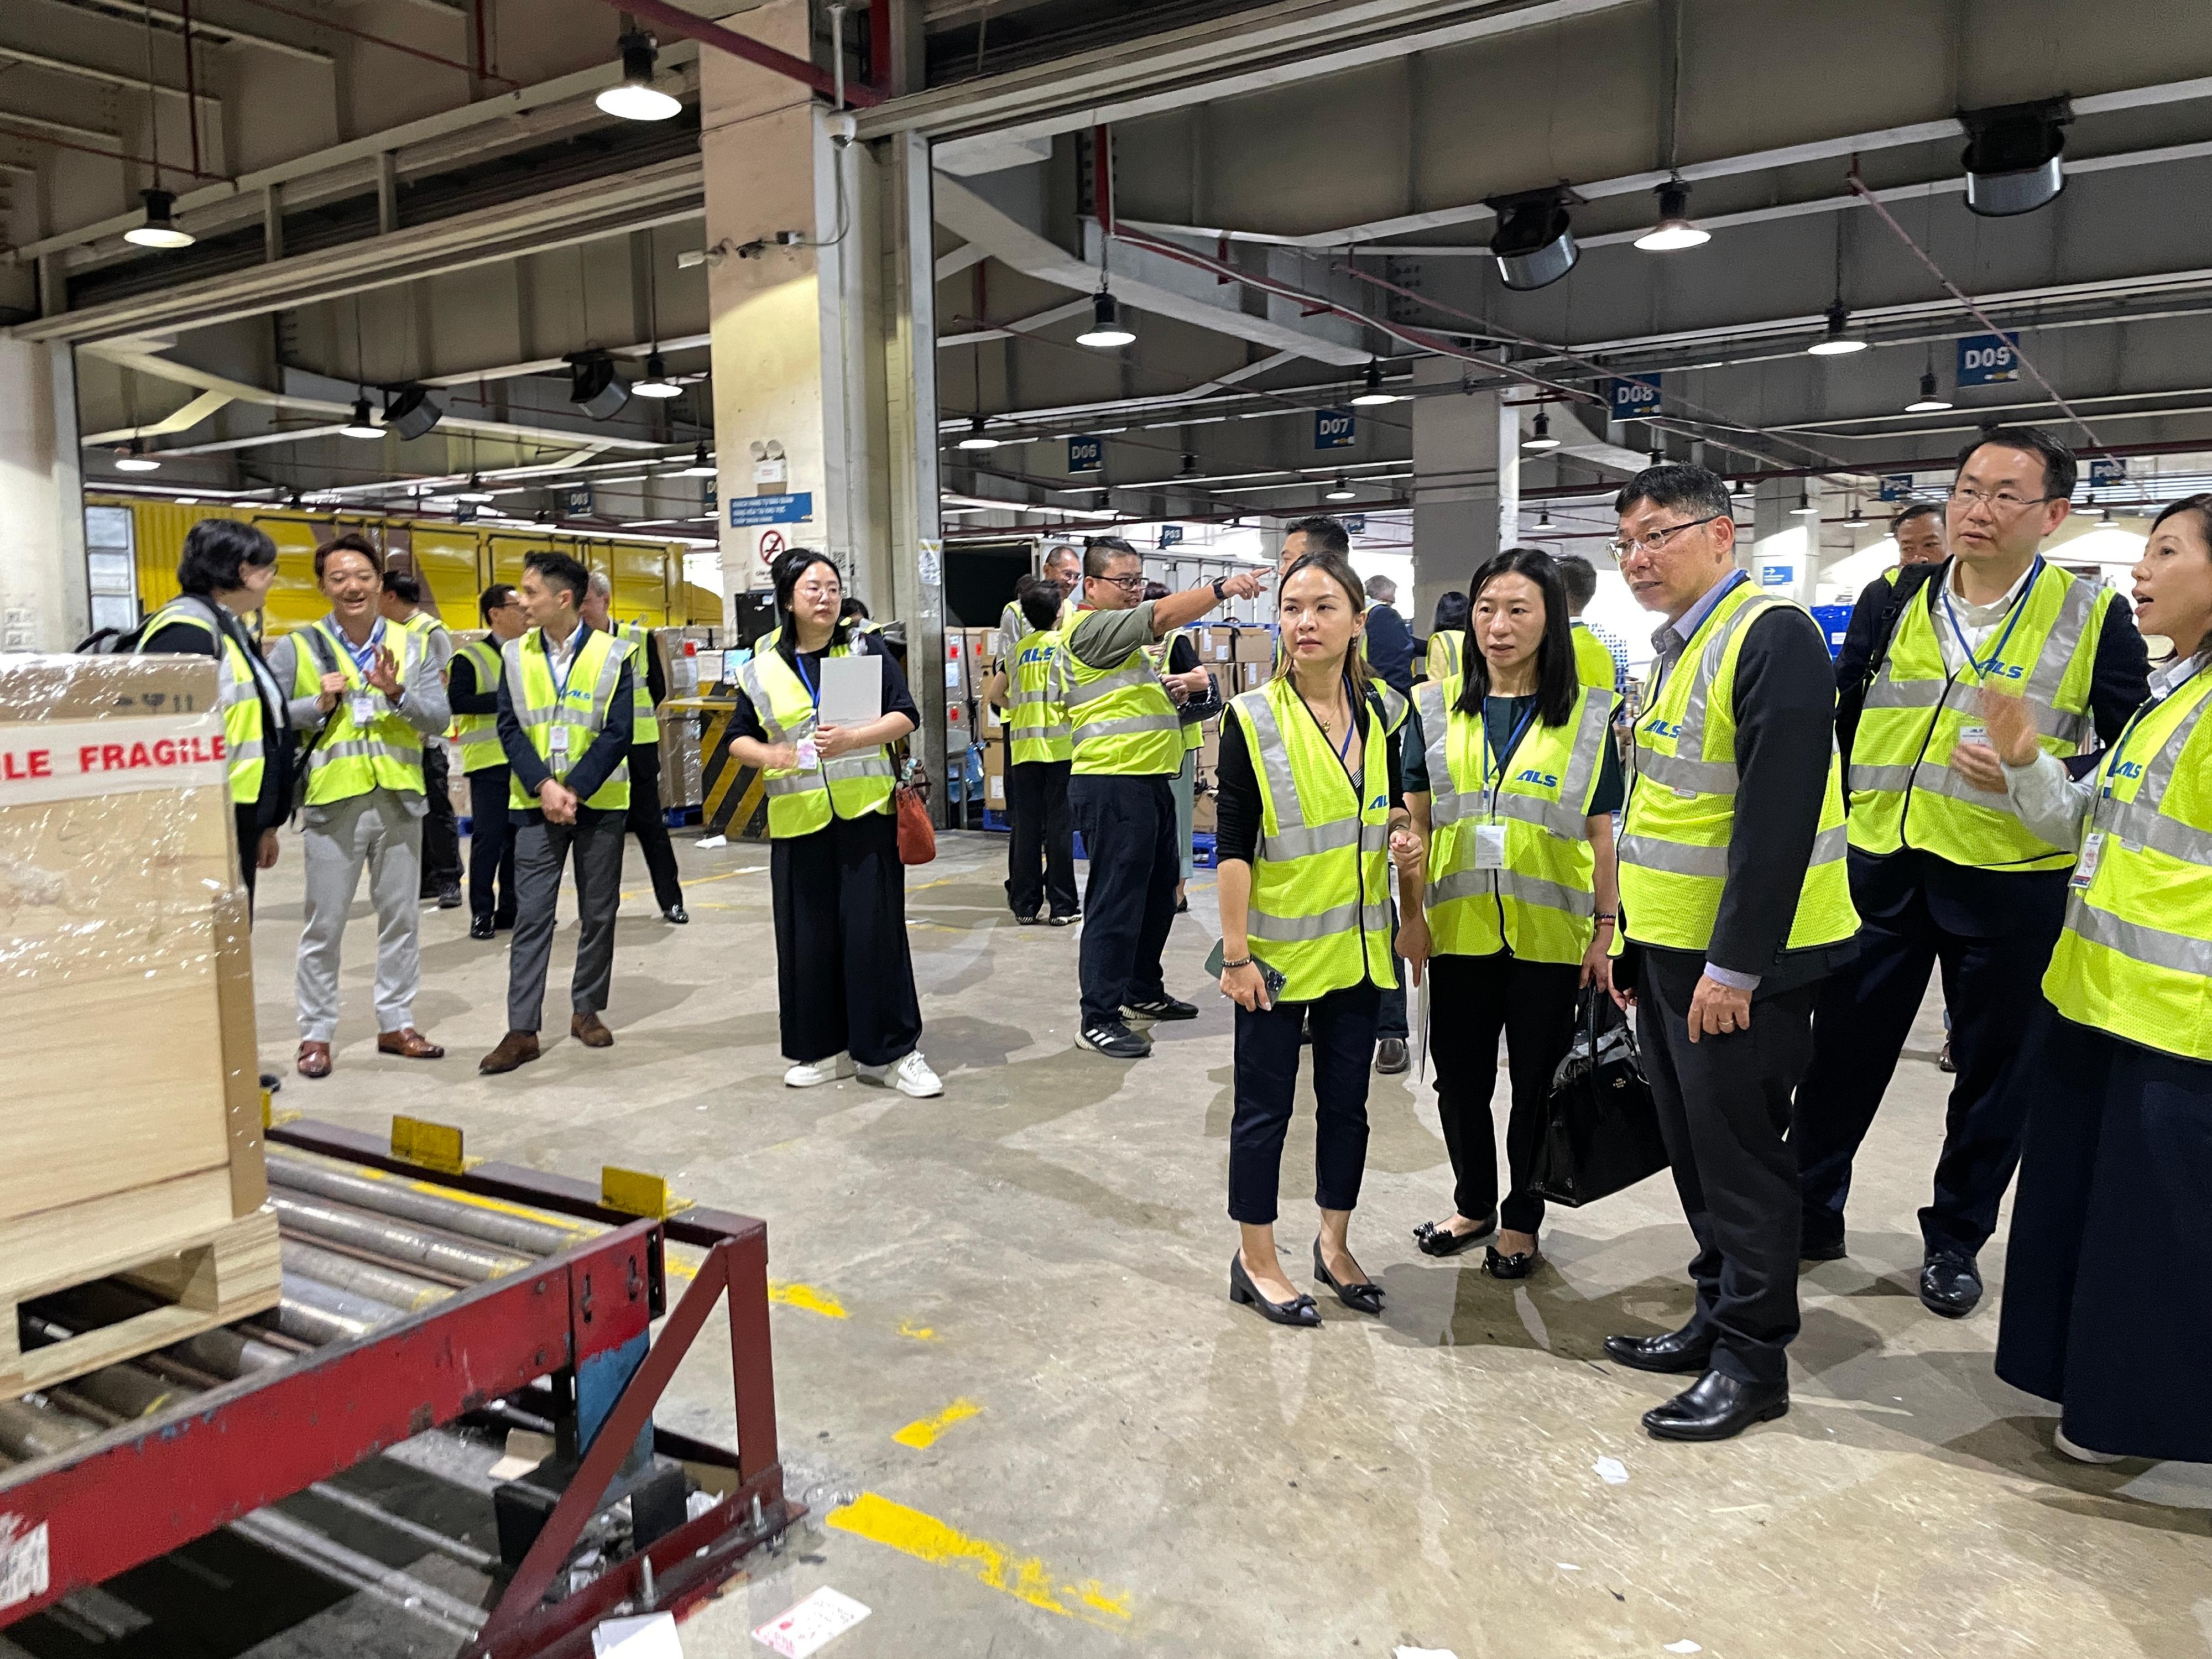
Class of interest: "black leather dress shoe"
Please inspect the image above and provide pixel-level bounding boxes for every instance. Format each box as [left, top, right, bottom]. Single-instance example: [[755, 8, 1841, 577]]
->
[[1919, 1251, 1983, 1318], [1642, 1369, 1790, 1442], [1374, 1037, 1410, 1074], [1801, 1234, 1847, 1263], [1603, 1325, 1716, 1375], [470, 915, 497, 940], [662, 904, 689, 925]]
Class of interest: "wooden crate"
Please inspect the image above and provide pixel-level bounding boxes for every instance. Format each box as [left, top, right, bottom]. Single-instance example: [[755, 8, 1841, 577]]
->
[[1, 655, 278, 1401]]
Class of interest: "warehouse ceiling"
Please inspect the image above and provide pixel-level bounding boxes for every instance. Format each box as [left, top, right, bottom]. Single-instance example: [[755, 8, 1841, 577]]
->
[[12, 0, 2212, 560]]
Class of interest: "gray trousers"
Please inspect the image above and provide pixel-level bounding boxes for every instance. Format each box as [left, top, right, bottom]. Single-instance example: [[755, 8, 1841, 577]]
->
[[298, 791, 425, 1041], [506, 808, 624, 1033], [1171, 747, 1196, 881]]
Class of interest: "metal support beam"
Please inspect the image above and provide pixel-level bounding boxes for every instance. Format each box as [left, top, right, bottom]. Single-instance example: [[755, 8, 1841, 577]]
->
[[375, 152, 398, 235], [263, 181, 284, 261]]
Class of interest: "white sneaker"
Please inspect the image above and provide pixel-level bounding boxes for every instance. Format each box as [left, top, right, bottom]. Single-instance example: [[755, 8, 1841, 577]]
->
[[2054, 1426, 2123, 1464], [783, 1053, 855, 1087], [858, 1051, 943, 1098]]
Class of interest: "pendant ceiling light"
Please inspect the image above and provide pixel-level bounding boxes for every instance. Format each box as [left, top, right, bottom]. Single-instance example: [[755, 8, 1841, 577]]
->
[[1324, 476, 1357, 501], [1905, 369, 1953, 413], [633, 352, 682, 398], [957, 418, 999, 451], [1634, 182, 1709, 252], [1806, 301, 1866, 356], [1349, 362, 1398, 407], [113, 437, 161, 472], [597, 32, 681, 122], [338, 398, 383, 440], [678, 442, 716, 477], [123, 187, 194, 249], [1792, 491, 1821, 517], [1521, 411, 1562, 452], [1077, 289, 1135, 348]]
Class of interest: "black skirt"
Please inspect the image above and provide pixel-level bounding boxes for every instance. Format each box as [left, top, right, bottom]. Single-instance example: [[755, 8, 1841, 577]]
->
[[1995, 1008, 2212, 1462]]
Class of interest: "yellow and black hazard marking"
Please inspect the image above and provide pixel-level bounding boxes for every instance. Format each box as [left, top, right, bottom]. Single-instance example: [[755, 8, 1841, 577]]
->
[[675, 692, 769, 840]]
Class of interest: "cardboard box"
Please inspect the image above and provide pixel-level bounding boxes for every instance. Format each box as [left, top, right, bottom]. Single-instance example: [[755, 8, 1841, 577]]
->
[[1230, 627, 1277, 665], [1192, 625, 1235, 664], [986, 772, 1006, 807], [1235, 661, 1270, 693], [982, 736, 1006, 778]]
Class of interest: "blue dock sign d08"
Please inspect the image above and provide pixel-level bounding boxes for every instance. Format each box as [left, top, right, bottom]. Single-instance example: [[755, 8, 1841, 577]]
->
[[1610, 377, 1662, 420], [1314, 409, 1357, 449], [729, 492, 814, 528]]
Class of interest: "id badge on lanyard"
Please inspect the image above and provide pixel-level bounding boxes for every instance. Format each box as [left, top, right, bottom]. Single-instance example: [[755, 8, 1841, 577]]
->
[[2069, 830, 2106, 891], [548, 723, 571, 770], [796, 734, 821, 769], [348, 691, 377, 728], [1474, 820, 1507, 870]]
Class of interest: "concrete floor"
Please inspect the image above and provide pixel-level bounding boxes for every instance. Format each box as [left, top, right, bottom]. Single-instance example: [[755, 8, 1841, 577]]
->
[[233, 826, 2209, 1659]]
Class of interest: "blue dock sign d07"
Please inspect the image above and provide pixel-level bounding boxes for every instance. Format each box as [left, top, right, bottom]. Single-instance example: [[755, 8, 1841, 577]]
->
[[1314, 409, 1356, 450]]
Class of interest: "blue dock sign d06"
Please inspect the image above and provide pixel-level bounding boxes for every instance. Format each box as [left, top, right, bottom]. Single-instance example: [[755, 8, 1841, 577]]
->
[[729, 492, 814, 528]]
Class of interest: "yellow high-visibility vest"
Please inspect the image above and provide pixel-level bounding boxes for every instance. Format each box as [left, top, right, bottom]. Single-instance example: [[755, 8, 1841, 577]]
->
[[1572, 621, 1621, 692], [1619, 580, 1858, 954], [447, 638, 506, 774], [622, 619, 661, 744], [502, 626, 632, 811], [288, 617, 427, 805], [1848, 559, 2112, 872], [139, 598, 264, 806], [735, 645, 896, 837], [1008, 628, 1073, 765], [1426, 628, 1465, 686], [1229, 675, 1406, 1003], [1417, 679, 1614, 964], [1054, 612, 1183, 777], [2043, 659, 2212, 1061]]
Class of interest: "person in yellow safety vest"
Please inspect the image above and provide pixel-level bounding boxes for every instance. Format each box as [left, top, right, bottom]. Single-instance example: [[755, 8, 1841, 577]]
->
[[1597, 463, 1860, 1444], [1214, 547, 1409, 1327], [1981, 493, 2212, 1468], [476, 551, 638, 1076], [1395, 549, 1627, 1283], [580, 571, 688, 924], [378, 570, 465, 909], [723, 547, 942, 1099], [1142, 583, 1215, 912], [1423, 589, 1471, 686], [265, 533, 452, 1079], [136, 519, 291, 903], [447, 582, 529, 937], [1554, 552, 1630, 694], [980, 573, 1080, 924], [1792, 426, 2150, 1323], [1055, 538, 1264, 1059], [997, 543, 1082, 655]]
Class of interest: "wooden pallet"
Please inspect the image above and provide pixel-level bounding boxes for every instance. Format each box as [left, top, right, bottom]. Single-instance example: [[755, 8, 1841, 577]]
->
[[1, 1204, 281, 1403]]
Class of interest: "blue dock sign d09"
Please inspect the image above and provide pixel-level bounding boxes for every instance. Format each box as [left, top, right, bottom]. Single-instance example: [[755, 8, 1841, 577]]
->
[[1314, 409, 1356, 450], [728, 492, 814, 528]]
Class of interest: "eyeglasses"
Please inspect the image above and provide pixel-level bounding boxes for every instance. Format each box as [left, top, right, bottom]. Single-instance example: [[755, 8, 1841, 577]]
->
[[1092, 572, 1146, 591], [1947, 484, 2058, 514], [1608, 513, 1724, 561]]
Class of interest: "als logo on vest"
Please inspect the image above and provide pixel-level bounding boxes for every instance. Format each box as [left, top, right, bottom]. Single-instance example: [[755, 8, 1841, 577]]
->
[[2111, 760, 2145, 780], [1515, 767, 1559, 787], [1981, 660, 2025, 680], [1644, 716, 1684, 739]]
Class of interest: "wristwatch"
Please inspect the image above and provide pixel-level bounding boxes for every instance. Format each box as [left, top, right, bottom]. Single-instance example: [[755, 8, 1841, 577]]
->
[[1211, 575, 1228, 602]]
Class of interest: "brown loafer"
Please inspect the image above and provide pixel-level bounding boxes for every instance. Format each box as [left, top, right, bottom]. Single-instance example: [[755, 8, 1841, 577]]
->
[[479, 1030, 541, 1074], [571, 1011, 614, 1049], [377, 1026, 446, 1060], [296, 1040, 332, 1079]]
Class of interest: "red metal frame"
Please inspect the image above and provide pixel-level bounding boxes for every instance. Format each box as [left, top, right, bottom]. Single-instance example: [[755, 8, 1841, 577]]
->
[[0, 1120, 794, 1656]]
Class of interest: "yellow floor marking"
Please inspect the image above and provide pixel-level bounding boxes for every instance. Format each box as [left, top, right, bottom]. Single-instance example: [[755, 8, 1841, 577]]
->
[[825, 1493, 1134, 1630], [768, 1280, 848, 1318], [618, 864, 765, 902], [891, 1397, 982, 1449], [897, 1319, 937, 1340]]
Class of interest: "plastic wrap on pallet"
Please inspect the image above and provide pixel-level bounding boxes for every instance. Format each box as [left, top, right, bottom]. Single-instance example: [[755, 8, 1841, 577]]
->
[[0, 654, 267, 1270]]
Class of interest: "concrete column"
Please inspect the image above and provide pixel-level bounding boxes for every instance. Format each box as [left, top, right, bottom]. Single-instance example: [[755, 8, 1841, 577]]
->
[[1409, 358, 1503, 629], [1495, 394, 1520, 554], [0, 337, 88, 651]]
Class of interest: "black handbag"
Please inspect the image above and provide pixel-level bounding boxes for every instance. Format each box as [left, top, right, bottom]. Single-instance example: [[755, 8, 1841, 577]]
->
[[1528, 989, 1671, 1207]]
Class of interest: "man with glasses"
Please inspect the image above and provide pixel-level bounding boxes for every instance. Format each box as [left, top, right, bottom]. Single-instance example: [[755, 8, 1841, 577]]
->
[[1793, 427, 2147, 1317], [1601, 464, 1859, 1441], [1059, 538, 1264, 1058]]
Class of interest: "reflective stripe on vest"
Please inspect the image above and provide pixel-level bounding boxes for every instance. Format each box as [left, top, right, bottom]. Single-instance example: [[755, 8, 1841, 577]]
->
[[1230, 678, 1405, 1003], [1008, 628, 1073, 765], [735, 646, 896, 837], [1418, 679, 1612, 964], [290, 618, 425, 804], [1055, 622, 1183, 776], [1619, 583, 1858, 954], [139, 599, 264, 806], [622, 620, 661, 744], [2044, 660, 2212, 1061], [1846, 561, 2105, 872], [448, 639, 507, 773], [1426, 629, 1464, 685], [502, 628, 632, 811]]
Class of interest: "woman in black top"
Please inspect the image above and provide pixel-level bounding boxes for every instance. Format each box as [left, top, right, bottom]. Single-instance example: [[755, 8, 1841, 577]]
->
[[137, 519, 293, 903]]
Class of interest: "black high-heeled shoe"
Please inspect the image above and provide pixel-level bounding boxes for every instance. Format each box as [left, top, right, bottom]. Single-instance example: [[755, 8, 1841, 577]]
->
[[1228, 1251, 1319, 1327], [1412, 1213, 1497, 1258], [1312, 1239, 1384, 1314], [1483, 1240, 1541, 1280]]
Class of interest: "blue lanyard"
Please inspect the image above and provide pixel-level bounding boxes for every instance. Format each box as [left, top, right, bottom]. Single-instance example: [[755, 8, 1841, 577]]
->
[[337, 618, 382, 679], [2099, 657, 2212, 799], [547, 623, 586, 700], [1939, 557, 2040, 681], [1480, 698, 1540, 814], [792, 651, 822, 710]]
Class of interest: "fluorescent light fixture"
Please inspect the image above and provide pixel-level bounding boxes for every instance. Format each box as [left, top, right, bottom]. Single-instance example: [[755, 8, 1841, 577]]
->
[[1522, 411, 1562, 452], [123, 187, 194, 249], [1905, 371, 1953, 413], [339, 398, 383, 440], [596, 32, 681, 122], [1634, 182, 1709, 252], [1076, 290, 1134, 348], [113, 438, 160, 472], [632, 352, 682, 398], [1807, 301, 1867, 356], [1324, 476, 1357, 501], [678, 443, 716, 478], [1349, 363, 1398, 407], [957, 418, 1000, 451]]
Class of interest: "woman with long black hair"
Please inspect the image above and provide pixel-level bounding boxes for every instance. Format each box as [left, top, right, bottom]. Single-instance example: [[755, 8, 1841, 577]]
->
[[724, 549, 940, 1098], [1396, 549, 1625, 1279]]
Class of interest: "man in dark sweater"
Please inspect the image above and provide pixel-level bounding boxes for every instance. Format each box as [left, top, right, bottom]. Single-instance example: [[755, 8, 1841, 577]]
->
[[1361, 573, 1417, 695]]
